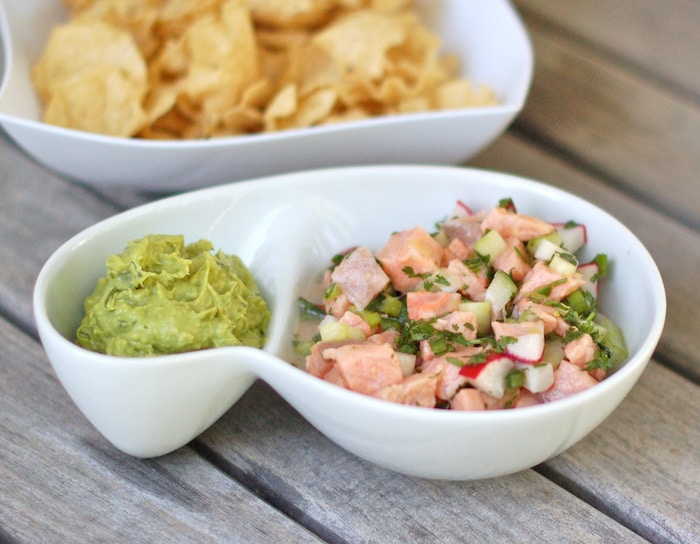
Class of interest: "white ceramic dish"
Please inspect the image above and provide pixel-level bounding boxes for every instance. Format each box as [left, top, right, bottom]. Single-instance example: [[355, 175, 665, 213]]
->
[[0, 1, 532, 192], [33, 165, 666, 480]]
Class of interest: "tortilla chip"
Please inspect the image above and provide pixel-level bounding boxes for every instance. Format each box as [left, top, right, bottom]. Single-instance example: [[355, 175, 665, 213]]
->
[[44, 66, 148, 136], [311, 10, 406, 80], [32, 0, 498, 139], [32, 18, 146, 101], [248, 0, 336, 28]]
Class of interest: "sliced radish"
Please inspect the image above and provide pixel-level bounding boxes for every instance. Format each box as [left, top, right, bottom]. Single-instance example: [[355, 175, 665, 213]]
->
[[459, 353, 514, 399], [520, 363, 555, 393], [452, 199, 474, 217], [554, 223, 587, 253], [506, 332, 545, 363], [492, 320, 546, 364], [578, 261, 600, 298]]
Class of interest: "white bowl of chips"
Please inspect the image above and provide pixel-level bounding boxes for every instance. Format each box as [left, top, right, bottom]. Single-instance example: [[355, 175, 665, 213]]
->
[[0, 1, 532, 192]]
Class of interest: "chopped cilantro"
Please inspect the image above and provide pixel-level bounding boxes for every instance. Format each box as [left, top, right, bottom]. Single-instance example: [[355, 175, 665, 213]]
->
[[498, 197, 516, 212], [329, 253, 345, 271], [323, 282, 342, 301], [592, 253, 608, 280], [558, 251, 578, 266], [468, 351, 488, 364], [298, 297, 326, 320], [433, 274, 451, 287], [464, 255, 489, 274], [506, 368, 526, 390]]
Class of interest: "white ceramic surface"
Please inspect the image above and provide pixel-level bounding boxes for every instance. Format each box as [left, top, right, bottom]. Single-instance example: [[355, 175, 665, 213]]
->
[[0, 1, 532, 192], [33, 165, 666, 480]]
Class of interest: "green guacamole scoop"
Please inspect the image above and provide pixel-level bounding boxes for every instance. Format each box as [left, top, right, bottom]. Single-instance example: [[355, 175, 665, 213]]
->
[[76, 234, 271, 356]]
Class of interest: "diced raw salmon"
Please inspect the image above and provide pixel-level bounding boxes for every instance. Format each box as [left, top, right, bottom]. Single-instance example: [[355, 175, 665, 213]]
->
[[325, 343, 403, 395], [589, 367, 606, 381], [441, 237, 472, 265], [366, 329, 399, 347], [323, 365, 346, 388], [434, 359, 469, 400], [538, 360, 599, 402], [325, 292, 351, 318], [480, 388, 520, 409], [548, 277, 585, 301], [516, 261, 585, 302], [322, 269, 333, 290], [306, 349, 333, 379], [406, 291, 461, 320], [515, 299, 569, 336], [512, 389, 541, 408], [446, 259, 489, 301], [306, 339, 364, 378], [493, 237, 531, 281], [375, 226, 443, 292], [564, 333, 597, 368], [375, 373, 438, 407], [434, 310, 478, 341], [416, 339, 432, 362], [450, 388, 486, 411], [421, 350, 483, 401], [338, 311, 373, 337], [331, 246, 390, 310], [491, 320, 545, 340], [306, 341, 334, 378], [481, 206, 555, 241]]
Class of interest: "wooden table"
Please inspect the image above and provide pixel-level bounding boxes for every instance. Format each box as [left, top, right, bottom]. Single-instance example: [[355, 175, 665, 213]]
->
[[1, 2, 698, 542]]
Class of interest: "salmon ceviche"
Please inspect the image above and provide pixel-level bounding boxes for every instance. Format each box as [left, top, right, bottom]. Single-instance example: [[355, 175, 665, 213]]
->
[[296, 198, 627, 410]]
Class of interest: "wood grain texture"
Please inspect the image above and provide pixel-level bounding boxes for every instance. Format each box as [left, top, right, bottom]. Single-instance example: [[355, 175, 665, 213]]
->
[[511, 7, 700, 232], [514, 0, 700, 98], [0, 318, 324, 544], [0, 130, 121, 332], [197, 382, 646, 544], [539, 363, 700, 544]]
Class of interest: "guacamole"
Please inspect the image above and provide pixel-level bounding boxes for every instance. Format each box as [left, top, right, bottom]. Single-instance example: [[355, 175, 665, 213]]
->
[[76, 234, 271, 356]]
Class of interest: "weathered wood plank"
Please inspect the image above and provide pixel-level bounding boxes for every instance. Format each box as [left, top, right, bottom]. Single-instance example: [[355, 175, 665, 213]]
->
[[539, 363, 700, 544], [0, 318, 325, 543], [197, 380, 646, 544], [471, 133, 700, 381], [514, 0, 700, 99], [0, 131, 122, 332], [510, 9, 700, 232]]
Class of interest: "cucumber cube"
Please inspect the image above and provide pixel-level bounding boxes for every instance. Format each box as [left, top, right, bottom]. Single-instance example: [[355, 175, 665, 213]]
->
[[473, 230, 507, 264], [459, 300, 492, 335]]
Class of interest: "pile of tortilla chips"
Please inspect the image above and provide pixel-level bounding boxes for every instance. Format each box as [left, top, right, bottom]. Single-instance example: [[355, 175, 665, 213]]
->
[[32, 0, 497, 139]]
